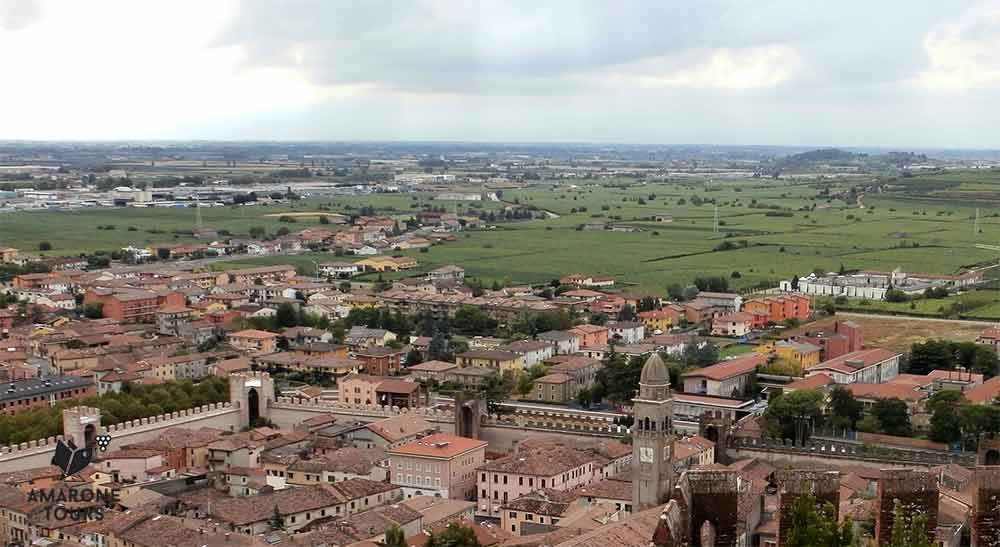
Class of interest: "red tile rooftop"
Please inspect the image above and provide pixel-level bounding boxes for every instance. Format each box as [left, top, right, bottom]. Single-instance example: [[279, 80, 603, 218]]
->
[[229, 329, 278, 339], [786, 373, 833, 390], [807, 348, 900, 374], [388, 433, 487, 458], [964, 376, 1000, 404], [681, 354, 767, 381], [672, 393, 754, 408], [846, 383, 925, 402]]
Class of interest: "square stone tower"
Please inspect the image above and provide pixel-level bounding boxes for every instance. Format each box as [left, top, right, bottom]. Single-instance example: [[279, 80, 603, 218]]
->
[[632, 353, 676, 509]]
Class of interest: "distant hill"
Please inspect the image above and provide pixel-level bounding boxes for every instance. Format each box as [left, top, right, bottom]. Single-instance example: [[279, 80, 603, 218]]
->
[[769, 148, 932, 171]]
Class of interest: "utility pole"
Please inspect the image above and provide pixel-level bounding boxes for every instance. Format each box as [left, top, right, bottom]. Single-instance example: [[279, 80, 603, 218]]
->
[[713, 204, 719, 234], [974, 207, 980, 238]]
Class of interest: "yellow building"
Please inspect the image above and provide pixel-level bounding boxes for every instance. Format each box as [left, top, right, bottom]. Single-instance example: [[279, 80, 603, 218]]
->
[[343, 294, 379, 309], [456, 350, 524, 376], [774, 341, 821, 367], [636, 309, 672, 332], [354, 256, 418, 272]]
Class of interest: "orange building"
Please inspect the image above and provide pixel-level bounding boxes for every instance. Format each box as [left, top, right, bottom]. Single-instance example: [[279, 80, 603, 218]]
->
[[86, 288, 186, 323], [569, 324, 609, 348], [742, 294, 810, 325], [228, 329, 279, 355]]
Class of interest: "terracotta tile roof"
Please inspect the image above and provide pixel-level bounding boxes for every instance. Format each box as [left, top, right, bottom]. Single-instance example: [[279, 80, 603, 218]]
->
[[458, 349, 520, 361], [376, 379, 420, 394], [846, 383, 926, 402], [575, 478, 631, 501], [408, 360, 457, 372], [366, 414, 435, 443], [290, 447, 385, 475], [786, 373, 833, 390], [681, 354, 766, 381], [549, 504, 665, 547], [672, 393, 755, 409], [569, 324, 608, 335], [389, 433, 487, 459], [502, 490, 576, 516], [101, 449, 162, 460], [342, 504, 422, 540], [728, 458, 775, 484], [400, 496, 475, 527], [534, 373, 572, 384], [210, 482, 359, 525], [120, 514, 257, 547], [673, 436, 715, 461], [965, 376, 1000, 404], [479, 444, 598, 476], [807, 348, 901, 374], [328, 477, 398, 499], [230, 329, 278, 339]]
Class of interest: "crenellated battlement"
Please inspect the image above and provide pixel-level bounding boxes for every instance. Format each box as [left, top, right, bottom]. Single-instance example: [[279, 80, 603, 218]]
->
[[102, 401, 235, 434], [0, 435, 68, 456], [272, 396, 455, 419], [0, 401, 237, 457]]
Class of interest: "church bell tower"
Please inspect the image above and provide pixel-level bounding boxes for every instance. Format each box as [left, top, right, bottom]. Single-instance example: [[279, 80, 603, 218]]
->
[[632, 353, 675, 509]]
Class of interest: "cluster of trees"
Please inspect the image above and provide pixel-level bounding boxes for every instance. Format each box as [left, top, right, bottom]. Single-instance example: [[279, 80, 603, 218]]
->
[[509, 310, 573, 337], [883, 286, 952, 304], [785, 490, 932, 547], [764, 386, 912, 441], [592, 342, 719, 404], [692, 275, 730, 292], [0, 377, 229, 445], [927, 391, 1000, 448], [0, 261, 50, 283], [856, 397, 911, 437], [238, 303, 330, 335], [784, 488, 853, 546], [476, 207, 539, 222], [907, 339, 997, 378]]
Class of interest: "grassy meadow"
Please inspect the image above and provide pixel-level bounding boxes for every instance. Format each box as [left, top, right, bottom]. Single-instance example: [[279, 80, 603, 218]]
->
[[3, 171, 1000, 306]]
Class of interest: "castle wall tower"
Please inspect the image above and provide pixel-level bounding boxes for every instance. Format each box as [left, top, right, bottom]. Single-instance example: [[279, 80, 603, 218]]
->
[[632, 353, 676, 509], [874, 469, 938, 545], [228, 372, 275, 428], [62, 406, 102, 447], [454, 391, 485, 439]]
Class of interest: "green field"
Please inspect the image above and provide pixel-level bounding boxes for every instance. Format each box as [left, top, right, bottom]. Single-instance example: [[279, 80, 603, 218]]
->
[[4, 171, 1000, 294], [815, 290, 1000, 320]]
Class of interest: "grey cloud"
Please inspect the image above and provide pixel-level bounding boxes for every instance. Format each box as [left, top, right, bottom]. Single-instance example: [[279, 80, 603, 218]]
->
[[0, 0, 41, 31], [214, 0, 971, 94]]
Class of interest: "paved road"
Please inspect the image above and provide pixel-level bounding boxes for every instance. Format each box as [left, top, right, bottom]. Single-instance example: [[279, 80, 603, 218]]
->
[[835, 311, 997, 327]]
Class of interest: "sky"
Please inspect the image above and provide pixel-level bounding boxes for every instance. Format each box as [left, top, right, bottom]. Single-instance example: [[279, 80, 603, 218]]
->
[[3, 0, 1000, 148]]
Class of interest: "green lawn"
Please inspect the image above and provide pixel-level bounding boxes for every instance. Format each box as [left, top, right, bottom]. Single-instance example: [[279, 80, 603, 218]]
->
[[719, 345, 754, 358], [817, 291, 1000, 317]]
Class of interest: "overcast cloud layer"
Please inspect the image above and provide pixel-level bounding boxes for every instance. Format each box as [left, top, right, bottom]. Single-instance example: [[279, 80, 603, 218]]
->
[[3, 0, 1000, 147]]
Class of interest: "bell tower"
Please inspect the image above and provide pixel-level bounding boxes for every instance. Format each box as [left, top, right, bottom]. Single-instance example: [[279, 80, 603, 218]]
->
[[632, 353, 675, 509]]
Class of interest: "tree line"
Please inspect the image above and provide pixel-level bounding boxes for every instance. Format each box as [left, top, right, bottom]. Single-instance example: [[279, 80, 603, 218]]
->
[[0, 377, 229, 446]]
